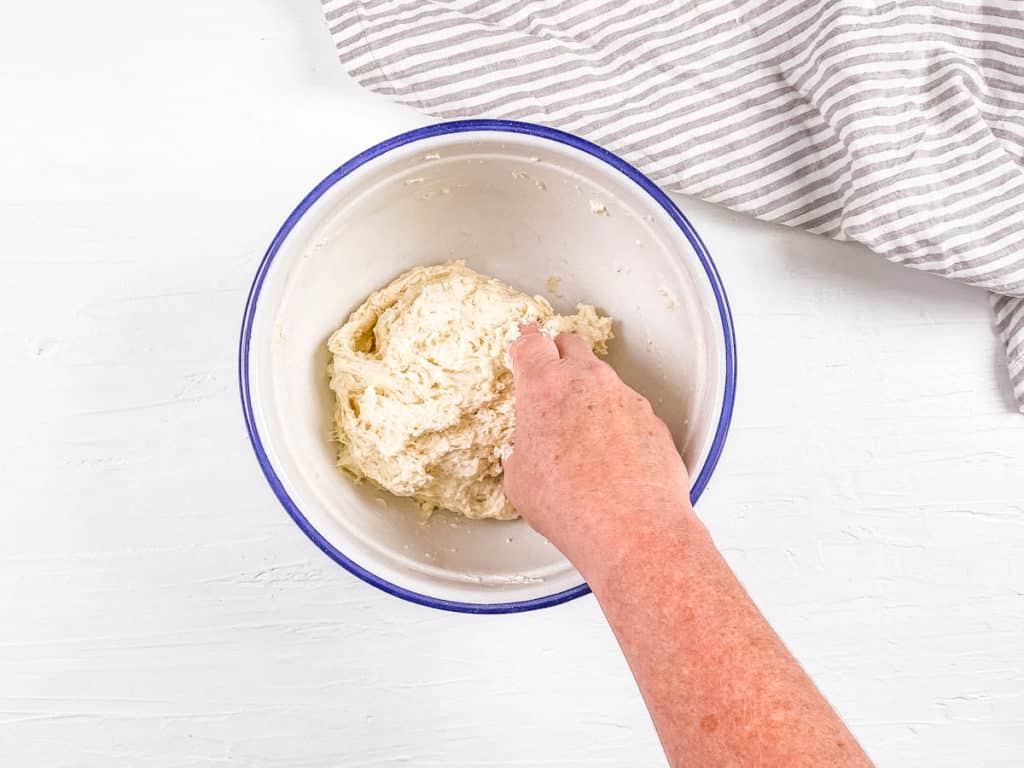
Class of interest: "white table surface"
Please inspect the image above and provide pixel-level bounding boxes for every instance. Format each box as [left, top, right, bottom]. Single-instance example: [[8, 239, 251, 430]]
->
[[3, 2, 1022, 766]]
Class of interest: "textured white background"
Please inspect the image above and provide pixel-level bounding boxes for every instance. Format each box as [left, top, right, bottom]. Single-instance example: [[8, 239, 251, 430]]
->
[[2, 2, 1022, 766]]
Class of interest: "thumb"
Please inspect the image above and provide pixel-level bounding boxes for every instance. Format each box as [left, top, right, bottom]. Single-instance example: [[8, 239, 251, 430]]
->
[[510, 324, 558, 379]]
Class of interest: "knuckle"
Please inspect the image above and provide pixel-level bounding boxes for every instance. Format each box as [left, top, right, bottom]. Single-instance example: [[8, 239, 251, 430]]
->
[[537, 362, 564, 386], [590, 360, 617, 381]]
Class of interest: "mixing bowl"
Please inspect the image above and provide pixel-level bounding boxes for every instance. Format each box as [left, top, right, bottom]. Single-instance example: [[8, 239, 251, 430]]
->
[[239, 120, 736, 613]]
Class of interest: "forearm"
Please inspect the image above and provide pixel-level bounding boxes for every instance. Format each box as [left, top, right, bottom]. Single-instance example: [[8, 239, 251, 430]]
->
[[504, 328, 870, 765], [566, 504, 872, 768]]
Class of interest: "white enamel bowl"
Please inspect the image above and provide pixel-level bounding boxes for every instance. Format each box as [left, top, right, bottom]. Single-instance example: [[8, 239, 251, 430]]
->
[[239, 120, 736, 613]]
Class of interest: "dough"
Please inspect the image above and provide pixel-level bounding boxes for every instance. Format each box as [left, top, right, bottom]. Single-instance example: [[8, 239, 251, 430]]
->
[[327, 262, 614, 520]]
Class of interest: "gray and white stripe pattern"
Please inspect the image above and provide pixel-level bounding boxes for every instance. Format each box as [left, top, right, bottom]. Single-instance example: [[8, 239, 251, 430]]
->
[[322, 0, 1024, 409]]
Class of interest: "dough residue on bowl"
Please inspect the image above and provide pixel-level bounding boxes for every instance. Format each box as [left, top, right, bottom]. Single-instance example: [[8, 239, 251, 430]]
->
[[327, 262, 613, 520]]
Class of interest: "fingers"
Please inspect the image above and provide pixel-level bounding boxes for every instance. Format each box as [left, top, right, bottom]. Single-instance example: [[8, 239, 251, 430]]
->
[[510, 324, 558, 377], [511, 327, 597, 379], [554, 332, 596, 361]]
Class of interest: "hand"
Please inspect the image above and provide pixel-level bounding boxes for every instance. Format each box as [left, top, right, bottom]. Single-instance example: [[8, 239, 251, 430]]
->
[[503, 326, 691, 559], [504, 329, 872, 768]]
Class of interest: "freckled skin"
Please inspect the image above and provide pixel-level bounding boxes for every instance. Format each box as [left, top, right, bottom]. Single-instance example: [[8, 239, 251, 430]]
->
[[504, 327, 873, 768]]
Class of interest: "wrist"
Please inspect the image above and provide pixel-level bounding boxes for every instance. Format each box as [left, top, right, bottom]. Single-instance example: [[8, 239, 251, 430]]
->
[[555, 495, 708, 589]]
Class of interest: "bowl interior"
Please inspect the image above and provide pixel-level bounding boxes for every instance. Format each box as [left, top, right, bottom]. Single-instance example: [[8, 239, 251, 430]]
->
[[246, 129, 727, 607]]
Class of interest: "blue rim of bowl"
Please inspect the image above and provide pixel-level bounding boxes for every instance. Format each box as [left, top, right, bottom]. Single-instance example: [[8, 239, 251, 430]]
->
[[239, 119, 737, 614]]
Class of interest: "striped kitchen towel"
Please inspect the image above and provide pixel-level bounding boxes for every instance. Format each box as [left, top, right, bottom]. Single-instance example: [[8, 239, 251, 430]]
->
[[321, 0, 1024, 410]]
